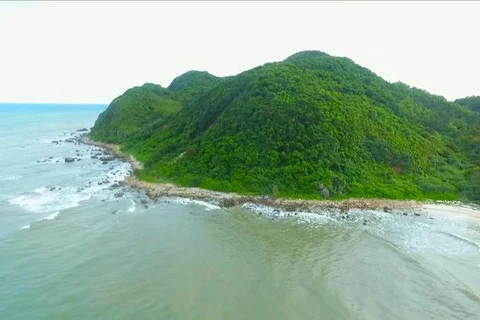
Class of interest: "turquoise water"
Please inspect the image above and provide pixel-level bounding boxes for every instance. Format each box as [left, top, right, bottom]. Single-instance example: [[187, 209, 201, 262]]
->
[[1, 104, 480, 319]]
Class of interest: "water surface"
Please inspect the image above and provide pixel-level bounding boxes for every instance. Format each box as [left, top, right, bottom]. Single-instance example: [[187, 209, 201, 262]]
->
[[1, 104, 479, 319]]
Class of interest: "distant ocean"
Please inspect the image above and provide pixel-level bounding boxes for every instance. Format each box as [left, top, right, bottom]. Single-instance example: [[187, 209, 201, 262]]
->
[[0, 103, 479, 319]]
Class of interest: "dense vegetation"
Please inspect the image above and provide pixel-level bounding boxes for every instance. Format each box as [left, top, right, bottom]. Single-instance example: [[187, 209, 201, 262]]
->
[[90, 51, 480, 201], [455, 96, 480, 113]]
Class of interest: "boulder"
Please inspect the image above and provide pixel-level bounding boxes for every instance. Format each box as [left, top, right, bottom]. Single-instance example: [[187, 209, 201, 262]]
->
[[99, 156, 115, 162], [318, 182, 330, 198], [65, 157, 75, 163]]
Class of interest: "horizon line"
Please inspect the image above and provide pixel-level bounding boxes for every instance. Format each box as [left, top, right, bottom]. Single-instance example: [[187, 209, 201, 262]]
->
[[0, 102, 108, 105]]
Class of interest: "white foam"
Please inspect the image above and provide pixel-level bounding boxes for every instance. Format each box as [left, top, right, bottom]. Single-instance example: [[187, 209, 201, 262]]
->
[[40, 212, 60, 221], [242, 203, 336, 225], [21, 225, 30, 230], [172, 197, 221, 211], [128, 199, 136, 212], [9, 186, 86, 215], [0, 174, 22, 182]]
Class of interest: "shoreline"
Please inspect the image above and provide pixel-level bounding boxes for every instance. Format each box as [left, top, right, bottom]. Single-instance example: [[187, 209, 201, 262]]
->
[[81, 135, 480, 218]]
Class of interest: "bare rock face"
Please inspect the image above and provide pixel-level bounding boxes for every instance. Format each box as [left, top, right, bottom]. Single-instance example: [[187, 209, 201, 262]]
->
[[318, 182, 330, 198]]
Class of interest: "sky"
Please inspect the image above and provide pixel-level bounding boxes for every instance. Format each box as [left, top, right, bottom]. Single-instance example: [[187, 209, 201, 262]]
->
[[0, 1, 478, 104]]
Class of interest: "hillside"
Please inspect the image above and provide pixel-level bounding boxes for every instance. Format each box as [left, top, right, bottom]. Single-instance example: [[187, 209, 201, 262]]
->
[[455, 96, 480, 113], [90, 51, 480, 201]]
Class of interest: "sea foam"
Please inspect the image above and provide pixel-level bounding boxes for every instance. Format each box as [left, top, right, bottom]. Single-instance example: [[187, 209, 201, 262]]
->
[[172, 197, 221, 211]]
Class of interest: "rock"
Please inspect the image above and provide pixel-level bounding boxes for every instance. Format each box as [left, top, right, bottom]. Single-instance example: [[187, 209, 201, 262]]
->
[[49, 157, 53, 159], [384, 206, 393, 213], [102, 161, 108, 165], [143, 205, 148, 209], [64, 157, 75, 163], [112, 210, 118, 214], [49, 187, 56, 191], [114, 192, 124, 198], [77, 128, 88, 132], [51, 140, 59, 144], [141, 199, 148, 205], [318, 182, 330, 198], [98, 182, 103, 185], [64, 138, 74, 143], [414, 213, 421, 217], [403, 212, 408, 216], [99, 156, 115, 162]]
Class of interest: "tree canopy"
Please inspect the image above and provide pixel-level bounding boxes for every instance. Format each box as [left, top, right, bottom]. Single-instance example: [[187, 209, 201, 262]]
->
[[90, 51, 480, 201]]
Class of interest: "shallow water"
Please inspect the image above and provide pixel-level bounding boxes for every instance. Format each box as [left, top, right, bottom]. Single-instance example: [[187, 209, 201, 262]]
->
[[1, 104, 480, 319]]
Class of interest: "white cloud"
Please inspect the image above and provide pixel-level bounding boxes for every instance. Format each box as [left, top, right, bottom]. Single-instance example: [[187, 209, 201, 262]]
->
[[0, 1, 478, 103]]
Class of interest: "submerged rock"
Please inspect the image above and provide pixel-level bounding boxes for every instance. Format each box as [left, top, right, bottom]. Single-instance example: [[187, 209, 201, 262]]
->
[[114, 192, 124, 198]]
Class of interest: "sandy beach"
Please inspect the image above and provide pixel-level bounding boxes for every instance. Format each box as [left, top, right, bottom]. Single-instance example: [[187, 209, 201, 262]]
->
[[421, 203, 480, 221]]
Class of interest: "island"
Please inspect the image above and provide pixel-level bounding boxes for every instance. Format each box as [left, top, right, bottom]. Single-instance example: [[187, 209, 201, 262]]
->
[[88, 50, 480, 208]]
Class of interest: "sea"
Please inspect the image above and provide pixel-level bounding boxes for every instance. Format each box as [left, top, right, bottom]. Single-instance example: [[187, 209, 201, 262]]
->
[[0, 103, 480, 320]]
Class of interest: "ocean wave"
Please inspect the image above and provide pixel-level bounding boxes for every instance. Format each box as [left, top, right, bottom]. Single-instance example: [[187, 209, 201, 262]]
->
[[0, 174, 22, 181], [128, 199, 136, 213], [242, 203, 338, 224], [440, 231, 480, 249], [9, 186, 87, 215], [172, 197, 221, 211]]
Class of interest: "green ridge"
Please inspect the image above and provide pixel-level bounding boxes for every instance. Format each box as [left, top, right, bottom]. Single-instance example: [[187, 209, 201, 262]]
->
[[90, 51, 480, 201]]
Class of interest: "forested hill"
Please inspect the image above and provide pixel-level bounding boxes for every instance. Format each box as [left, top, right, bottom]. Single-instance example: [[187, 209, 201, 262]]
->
[[89, 51, 480, 201], [455, 96, 480, 113]]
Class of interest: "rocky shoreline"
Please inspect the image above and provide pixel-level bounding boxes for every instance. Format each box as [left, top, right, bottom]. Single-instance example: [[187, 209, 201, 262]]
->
[[79, 134, 424, 215]]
